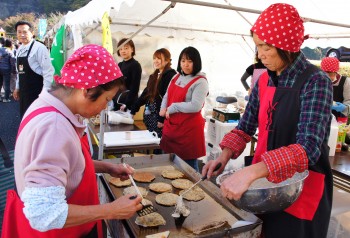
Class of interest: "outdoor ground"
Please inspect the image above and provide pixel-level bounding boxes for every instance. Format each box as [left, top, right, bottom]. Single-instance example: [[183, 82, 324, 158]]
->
[[0, 95, 20, 151]]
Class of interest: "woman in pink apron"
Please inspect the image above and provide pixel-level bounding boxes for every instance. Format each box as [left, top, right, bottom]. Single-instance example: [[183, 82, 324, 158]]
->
[[203, 4, 333, 238], [1, 44, 142, 238], [160, 46, 209, 171]]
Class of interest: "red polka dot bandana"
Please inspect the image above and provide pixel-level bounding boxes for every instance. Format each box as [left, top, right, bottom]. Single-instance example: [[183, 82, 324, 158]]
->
[[54, 44, 123, 89], [251, 3, 304, 52], [320, 57, 339, 73]]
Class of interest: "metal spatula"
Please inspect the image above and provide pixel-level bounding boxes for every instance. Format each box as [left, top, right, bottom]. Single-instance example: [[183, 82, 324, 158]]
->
[[182, 162, 222, 197], [123, 163, 157, 216], [173, 162, 222, 217]]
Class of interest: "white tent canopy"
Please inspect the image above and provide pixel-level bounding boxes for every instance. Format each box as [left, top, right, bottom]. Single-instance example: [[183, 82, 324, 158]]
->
[[60, 0, 350, 49], [50, 0, 350, 104]]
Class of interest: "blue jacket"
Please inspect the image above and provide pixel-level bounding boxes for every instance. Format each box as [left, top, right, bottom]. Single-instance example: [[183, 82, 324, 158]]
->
[[0, 47, 16, 73]]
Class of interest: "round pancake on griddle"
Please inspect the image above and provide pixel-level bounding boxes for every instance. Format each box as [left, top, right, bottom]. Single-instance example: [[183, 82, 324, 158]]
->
[[155, 192, 179, 206], [135, 212, 166, 227], [179, 186, 205, 201], [108, 177, 131, 187], [123, 186, 148, 197], [171, 178, 193, 190], [132, 172, 155, 183], [161, 169, 184, 179], [149, 182, 172, 193]]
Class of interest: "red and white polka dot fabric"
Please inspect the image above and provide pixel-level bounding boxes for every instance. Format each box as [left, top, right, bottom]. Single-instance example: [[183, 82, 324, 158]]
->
[[251, 3, 304, 52], [54, 44, 123, 89], [320, 57, 339, 73]]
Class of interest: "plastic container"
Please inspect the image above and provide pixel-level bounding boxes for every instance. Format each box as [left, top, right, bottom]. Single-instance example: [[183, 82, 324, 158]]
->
[[206, 142, 222, 163], [336, 124, 347, 153], [206, 116, 238, 145]]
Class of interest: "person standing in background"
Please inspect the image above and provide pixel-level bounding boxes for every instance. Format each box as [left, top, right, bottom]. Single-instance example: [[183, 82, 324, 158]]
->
[[320, 57, 350, 121], [13, 20, 54, 118], [5, 39, 18, 95], [0, 38, 16, 102], [160, 46, 209, 171], [112, 38, 142, 111], [203, 4, 333, 238], [131, 48, 176, 139], [240, 52, 267, 96]]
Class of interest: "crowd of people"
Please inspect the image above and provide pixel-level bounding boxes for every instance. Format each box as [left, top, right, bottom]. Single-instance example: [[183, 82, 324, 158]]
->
[[0, 2, 349, 236]]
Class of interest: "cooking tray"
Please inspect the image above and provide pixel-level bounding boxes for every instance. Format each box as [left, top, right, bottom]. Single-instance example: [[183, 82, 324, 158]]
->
[[100, 154, 262, 238]]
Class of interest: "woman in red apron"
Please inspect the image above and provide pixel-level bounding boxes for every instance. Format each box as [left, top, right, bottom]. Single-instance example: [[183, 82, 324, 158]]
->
[[203, 4, 333, 238], [1, 44, 142, 238], [160, 46, 209, 171]]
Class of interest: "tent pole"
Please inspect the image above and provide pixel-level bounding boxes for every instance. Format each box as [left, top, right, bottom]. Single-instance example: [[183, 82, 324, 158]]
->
[[223, 0, 253, 27], [165, 0, 350, 29], [111, 22, 251, 37], [164, 0, 261, 14], [116, 2, 176, 51]]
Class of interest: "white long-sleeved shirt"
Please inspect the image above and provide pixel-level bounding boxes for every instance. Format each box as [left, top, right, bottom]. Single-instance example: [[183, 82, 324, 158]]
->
[[15, 39, 54, 90]]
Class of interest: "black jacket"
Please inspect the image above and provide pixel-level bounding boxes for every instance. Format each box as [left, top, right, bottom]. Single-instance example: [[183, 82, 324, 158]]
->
[[114, 58, 142, 110], [131, 68, 176, 123]]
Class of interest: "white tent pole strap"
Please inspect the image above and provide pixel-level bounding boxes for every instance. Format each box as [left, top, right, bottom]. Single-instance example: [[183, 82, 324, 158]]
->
[[111, 22, 251, 37], [166, 0, 350, 29], [115, 2, 176, 51]]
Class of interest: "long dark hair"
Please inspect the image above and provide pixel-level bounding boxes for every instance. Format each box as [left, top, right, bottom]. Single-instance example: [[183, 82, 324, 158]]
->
[[146, 48, 172, 102]]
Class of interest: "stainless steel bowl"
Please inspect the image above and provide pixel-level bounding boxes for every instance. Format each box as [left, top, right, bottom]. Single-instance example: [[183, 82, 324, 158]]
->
[[216, 170, 309, 214]]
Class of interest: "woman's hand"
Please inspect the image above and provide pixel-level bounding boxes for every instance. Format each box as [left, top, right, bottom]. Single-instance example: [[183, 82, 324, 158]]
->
[[108, 163, 135, 180], [159, 108, 166, 117], [165, 111, 170, 119], [221, 162, 269, 200], [107, 195, 143, 219], [201, 148, 232, 179], [94, 161, 134, 180], [65, 194, 142, 227], [220, 167, 252, 200], [120, 105, 126, 111], [13, 89, 20, 101], [157, 122, 164, 128]]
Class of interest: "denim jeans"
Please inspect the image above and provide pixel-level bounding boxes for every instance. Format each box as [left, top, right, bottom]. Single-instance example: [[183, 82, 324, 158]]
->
[[184, 159, 199, 172], [0, 69, 11, 100]]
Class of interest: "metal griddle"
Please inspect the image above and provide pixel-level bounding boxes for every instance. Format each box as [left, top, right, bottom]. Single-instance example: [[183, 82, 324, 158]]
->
[[99, 154, 262, 238]]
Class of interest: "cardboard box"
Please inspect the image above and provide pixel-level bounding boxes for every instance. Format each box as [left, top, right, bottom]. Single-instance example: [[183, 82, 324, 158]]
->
[[212, 108, 240, 123]]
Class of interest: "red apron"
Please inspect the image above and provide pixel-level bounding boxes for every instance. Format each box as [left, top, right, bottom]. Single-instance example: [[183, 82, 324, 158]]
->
[[253, 72, 326, 221], [160, 74, 206, 160], [1, 107, 103, 238]]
